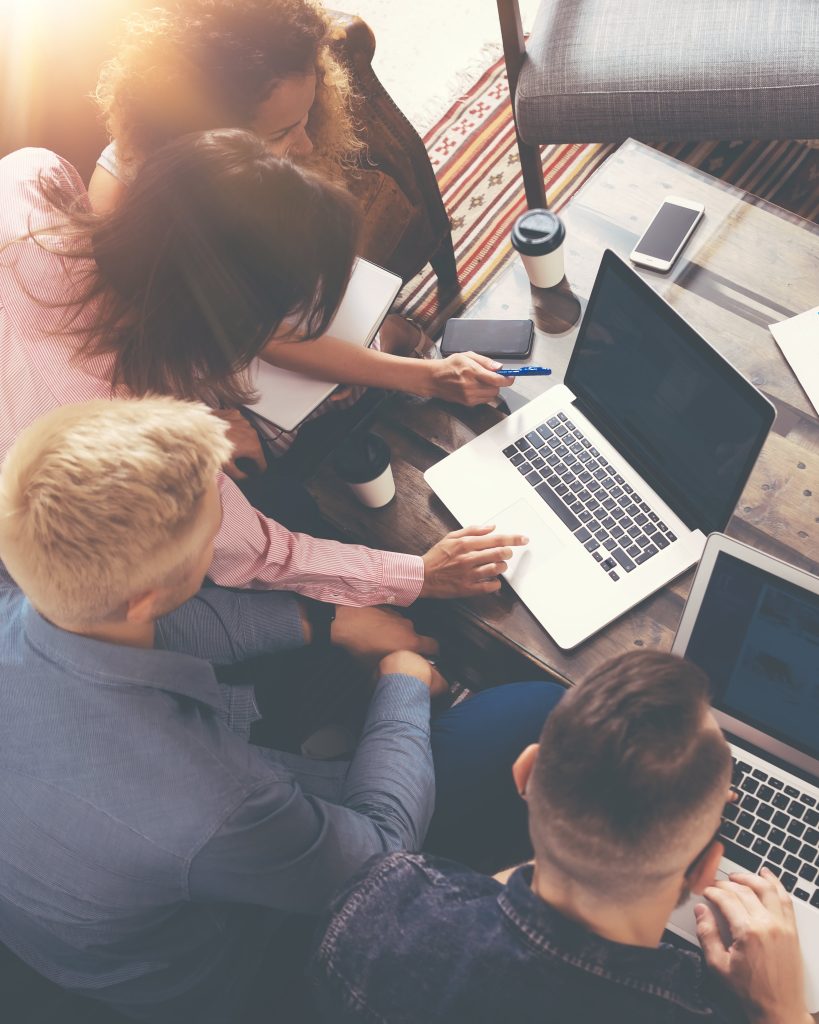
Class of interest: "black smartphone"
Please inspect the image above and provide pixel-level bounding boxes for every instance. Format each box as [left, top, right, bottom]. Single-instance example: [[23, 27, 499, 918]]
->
[[440, 318, 534, 360]]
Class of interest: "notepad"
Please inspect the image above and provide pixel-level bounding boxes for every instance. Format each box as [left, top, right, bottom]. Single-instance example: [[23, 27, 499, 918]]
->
[[247, 258, 401, 432], [769, 306, 819, 416]]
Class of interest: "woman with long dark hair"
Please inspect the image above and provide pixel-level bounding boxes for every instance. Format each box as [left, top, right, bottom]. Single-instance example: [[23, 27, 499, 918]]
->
[[0, 129, 524, 603]]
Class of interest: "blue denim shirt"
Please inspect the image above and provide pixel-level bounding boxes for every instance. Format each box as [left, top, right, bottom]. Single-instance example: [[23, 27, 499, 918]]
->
[[0, 566, 434, 1023], [310, 853, 747, 1023]]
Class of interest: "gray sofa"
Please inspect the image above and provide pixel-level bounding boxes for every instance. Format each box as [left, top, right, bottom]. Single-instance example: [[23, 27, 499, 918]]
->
[[499, 0, 819, 207]]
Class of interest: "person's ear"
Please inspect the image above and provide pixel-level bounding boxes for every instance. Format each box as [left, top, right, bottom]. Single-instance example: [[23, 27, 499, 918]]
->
[[125, 589, 161, 624], [688, 837, 724, 895], [512, 744, 540, 798]]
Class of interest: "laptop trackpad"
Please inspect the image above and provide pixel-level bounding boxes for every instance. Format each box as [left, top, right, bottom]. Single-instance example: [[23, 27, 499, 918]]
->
[[667, 867, 733, 950], [484, 500, 565, 584]]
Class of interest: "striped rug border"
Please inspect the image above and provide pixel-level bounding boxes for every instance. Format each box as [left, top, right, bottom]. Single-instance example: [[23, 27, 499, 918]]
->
[[398, 57, 819, 334]]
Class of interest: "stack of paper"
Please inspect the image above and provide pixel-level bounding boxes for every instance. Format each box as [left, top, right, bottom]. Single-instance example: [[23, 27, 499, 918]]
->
[[247, 258, 401, 432]]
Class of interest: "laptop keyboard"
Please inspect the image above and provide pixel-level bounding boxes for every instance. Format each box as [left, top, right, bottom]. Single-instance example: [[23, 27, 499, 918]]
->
[[720, 757, 819, 907], [502, 411, 677, 581]]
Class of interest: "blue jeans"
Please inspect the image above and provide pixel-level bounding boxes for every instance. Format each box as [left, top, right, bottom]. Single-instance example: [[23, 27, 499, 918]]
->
[[426, 681, 565, 872]]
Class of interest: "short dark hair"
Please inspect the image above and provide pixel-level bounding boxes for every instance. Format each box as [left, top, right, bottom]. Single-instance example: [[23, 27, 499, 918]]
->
[[529, 651, 731, 894], [40, 128, 358, 407]]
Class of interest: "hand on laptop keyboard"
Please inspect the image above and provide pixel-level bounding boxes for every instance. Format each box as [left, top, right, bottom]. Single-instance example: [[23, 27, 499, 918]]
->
[[697, 868, 810, 1024]]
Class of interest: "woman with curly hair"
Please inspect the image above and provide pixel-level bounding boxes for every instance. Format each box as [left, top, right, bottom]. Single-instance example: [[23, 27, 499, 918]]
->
[[89, 0, 509, 436], [91, 0, 358, 205]]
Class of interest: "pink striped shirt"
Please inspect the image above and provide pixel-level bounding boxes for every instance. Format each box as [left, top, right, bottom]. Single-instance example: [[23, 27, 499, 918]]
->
[[0, 149, 424, 606]]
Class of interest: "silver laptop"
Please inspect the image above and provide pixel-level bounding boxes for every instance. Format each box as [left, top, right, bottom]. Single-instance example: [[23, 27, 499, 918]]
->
[[667, 533, 819, 1011], [424, 251, 775, 649]]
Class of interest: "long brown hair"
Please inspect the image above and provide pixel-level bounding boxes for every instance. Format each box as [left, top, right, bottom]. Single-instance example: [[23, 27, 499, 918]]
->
[[95, 0, 361, 179], [41, 129, 358, 406]]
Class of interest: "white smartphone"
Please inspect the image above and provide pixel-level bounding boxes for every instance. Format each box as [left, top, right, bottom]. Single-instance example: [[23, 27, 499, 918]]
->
[[629, 195, 705, 272]]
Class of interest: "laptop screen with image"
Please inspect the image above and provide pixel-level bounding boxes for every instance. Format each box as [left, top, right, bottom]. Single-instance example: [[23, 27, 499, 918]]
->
[[565, 252, 774, 535], [684, 550, 819, 762]]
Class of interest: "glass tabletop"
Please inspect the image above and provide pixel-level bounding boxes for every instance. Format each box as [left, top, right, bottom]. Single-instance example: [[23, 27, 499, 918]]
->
[[468, 139, 819, 419], [455, 139, 819, 680]]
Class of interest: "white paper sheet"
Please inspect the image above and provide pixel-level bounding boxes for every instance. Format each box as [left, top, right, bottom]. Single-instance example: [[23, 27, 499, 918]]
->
[[247, 258, 401, 431], [769, 306, 819, 416]]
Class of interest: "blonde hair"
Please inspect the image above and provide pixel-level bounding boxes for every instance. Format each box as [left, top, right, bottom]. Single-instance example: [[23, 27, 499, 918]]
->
[[94, 0, 361, 180], [0, 398, 232, 627]]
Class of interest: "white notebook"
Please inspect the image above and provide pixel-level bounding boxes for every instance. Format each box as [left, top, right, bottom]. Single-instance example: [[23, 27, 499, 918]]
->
[[247, 258, 402, 432], [769, 306, 819, 416]]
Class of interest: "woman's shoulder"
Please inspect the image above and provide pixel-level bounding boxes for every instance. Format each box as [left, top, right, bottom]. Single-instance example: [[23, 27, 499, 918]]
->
[[96, 140, 136, 184], [0, 149, 97, 344], [0, 147, 86, 193], [0, 148, 89, 242]]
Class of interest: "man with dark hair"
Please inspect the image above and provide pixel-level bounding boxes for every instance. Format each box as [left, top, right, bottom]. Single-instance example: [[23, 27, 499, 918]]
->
[[310, 651, 811, 1024]]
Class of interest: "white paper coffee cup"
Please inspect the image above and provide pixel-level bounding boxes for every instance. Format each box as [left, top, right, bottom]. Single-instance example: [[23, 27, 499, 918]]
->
[[333, 432, 396, 509], [519, 247, 564, 288], [347, 463, 395, 508], [511, 209, 566, 289]]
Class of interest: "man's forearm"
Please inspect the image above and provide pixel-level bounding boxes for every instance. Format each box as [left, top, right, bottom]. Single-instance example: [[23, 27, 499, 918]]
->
[[341, 673, 435, 852], [156, 587, 307, 664], [186, 671, 434, 915]]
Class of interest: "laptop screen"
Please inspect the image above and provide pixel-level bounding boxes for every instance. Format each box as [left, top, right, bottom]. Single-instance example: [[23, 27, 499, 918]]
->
[[684, 550, 819, 761], [565, 252, 774, 534]]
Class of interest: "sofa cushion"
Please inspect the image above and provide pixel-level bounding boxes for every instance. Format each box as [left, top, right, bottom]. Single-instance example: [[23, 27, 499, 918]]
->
[[516, 0, 819, 143]]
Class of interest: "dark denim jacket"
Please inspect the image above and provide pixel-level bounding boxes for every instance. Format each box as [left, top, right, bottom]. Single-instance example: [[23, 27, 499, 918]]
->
[[310, 853, 747, 1023]]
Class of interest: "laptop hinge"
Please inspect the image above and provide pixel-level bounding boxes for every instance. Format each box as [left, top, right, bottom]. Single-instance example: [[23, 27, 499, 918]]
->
[[726, 731, 819, 790]]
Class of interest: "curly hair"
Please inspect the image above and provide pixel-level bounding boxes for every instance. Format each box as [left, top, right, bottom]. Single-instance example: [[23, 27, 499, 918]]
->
[[95, 0, 361, 179]]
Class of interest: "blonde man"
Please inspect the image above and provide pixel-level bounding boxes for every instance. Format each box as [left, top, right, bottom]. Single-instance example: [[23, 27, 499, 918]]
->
[[0, 398, 562, 1023]]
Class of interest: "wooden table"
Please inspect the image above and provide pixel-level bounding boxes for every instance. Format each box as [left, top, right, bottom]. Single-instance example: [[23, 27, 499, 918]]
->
[[309, 139, 819, 688]]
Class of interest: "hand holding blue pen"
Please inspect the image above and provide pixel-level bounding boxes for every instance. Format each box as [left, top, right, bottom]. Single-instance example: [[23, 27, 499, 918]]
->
[[497, 366, 552, 377]]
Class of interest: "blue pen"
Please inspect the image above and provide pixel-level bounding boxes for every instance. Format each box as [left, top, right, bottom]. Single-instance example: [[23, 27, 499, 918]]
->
[[497, 366, 552, 377]]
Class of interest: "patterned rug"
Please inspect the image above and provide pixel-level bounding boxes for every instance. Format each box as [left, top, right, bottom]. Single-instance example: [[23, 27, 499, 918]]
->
[[398, 56, 819, 335]]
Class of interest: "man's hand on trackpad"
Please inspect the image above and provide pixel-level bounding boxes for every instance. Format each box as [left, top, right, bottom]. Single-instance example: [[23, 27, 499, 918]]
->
[[696, 868, 811, 1024], [419, 525, 528, 599]]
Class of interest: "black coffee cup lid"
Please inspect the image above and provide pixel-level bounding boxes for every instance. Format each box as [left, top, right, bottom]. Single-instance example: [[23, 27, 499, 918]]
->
[[511, 209, 565, 256], [332, 432, 391, 484]]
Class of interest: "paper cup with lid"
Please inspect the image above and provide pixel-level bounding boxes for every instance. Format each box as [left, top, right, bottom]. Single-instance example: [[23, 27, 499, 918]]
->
[[511, 209, 566, 289], [332, 432, 395, 509]]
